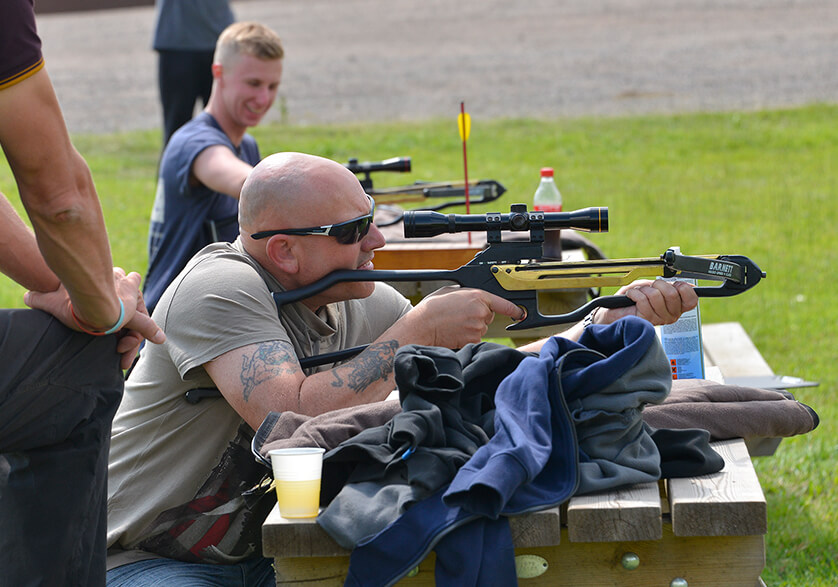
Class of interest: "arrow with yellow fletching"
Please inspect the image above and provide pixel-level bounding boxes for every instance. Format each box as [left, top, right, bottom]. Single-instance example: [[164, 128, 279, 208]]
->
[[457, 102, 472, 243]]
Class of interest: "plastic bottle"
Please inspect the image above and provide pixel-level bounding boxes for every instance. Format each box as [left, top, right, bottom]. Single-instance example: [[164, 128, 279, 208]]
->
[[533, 167, 563, 259]]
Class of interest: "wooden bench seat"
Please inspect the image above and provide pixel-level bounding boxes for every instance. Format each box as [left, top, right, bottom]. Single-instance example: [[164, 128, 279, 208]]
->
[[262, 322, 775, 586]]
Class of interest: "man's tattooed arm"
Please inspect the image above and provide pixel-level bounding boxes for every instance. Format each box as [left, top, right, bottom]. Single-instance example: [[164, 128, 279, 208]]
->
[[240, 340, 300, 402], [329, 340, 399, 394]]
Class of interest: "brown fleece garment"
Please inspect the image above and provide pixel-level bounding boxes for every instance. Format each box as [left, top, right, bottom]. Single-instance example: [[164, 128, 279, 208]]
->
[[642, 378, 818, 441]]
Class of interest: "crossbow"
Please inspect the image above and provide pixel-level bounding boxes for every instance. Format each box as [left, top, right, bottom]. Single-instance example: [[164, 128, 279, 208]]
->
[[273, 204, 766, 333], [344, 157, 506, 225], [188, 204, 765, 398]]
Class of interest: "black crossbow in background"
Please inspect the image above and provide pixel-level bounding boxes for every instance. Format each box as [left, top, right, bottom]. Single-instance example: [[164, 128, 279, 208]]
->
[[344, 157, 506, 225], [272, 204, 765, 364]]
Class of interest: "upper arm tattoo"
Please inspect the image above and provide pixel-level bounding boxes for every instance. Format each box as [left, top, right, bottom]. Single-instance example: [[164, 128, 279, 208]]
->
[[329, 340, 399, 394], [239, 341, 300, 402]]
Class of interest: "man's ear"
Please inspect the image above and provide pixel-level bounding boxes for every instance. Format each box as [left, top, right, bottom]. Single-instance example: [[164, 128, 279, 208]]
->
[[211, 63, 223, 80], [264, 236, 299, 274]]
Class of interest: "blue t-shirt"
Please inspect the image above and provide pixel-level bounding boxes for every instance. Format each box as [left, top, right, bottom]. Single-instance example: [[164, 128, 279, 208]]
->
[[143, 112, 260, 313]]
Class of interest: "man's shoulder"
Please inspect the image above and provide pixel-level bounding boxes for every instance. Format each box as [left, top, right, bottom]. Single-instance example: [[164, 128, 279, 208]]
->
[[165, 113, 231, 155], [158, 114, 234, 182], [241, 133, 260, 161], [148, 243, 286, 376], [179, 242, 261, 283], [161, 242, 270, 306]]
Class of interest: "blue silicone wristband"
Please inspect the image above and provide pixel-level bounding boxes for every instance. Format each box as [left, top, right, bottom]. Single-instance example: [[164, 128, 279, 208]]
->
[[102, 298, 125, 335]]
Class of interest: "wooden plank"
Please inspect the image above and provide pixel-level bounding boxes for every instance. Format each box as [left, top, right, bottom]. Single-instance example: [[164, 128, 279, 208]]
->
[[274, 556, 349, 586], [701, 322, 783, 456], [262, 504, 562, 560], [262, 506, 348, 558], [701, 322, 774, 379], [273, 529, 765, 586], [275, 553, 439, 586], [669, 439, 767, 537], [375, 223, 485, 272], [511, 528, 765, 587], [566, 482, 662, 542], [508, 506, 562, 548], [374, 244, 482, 271]]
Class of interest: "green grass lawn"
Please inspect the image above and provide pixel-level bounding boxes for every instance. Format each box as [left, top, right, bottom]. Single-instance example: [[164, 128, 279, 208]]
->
[[1, 104, 835, 585]]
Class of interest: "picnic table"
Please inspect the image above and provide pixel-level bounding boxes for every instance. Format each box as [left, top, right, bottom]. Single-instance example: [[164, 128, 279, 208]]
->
[[262, 321, 776, 586]]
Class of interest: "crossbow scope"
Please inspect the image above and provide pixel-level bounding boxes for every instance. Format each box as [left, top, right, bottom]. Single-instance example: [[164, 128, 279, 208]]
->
[[404, 204, 608, 237], [345, 157, 412, 190]]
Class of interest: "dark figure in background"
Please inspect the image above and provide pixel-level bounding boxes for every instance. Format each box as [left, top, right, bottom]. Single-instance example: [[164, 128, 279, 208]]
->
[[153, 0, 235, 146]]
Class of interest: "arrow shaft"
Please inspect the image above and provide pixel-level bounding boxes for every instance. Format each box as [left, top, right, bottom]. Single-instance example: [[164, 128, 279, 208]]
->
[[460, 101, 472, 243]]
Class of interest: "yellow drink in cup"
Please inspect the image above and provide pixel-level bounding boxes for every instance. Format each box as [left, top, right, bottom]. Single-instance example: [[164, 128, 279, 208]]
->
[[275, 478, 322, 518], [268, 447, 325, 519]]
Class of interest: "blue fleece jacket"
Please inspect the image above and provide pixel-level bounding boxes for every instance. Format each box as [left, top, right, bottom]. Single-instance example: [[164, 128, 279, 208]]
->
[[345, 316, 669, 586]]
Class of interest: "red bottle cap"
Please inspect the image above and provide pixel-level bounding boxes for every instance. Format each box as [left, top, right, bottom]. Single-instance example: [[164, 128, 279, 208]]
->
[[540, 167, 554, 177]]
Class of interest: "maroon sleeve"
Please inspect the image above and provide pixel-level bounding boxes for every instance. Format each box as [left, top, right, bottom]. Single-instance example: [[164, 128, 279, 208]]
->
[[0, 0, 44, 90]]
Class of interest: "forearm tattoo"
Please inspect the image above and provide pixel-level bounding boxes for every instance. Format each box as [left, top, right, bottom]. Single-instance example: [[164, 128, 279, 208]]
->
[[330, 340, 399, 394], [240, 340, 300, 402]]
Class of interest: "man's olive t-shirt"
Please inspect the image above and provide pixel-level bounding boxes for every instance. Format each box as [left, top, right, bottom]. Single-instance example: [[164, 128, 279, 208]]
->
[[107, 238, 411, 564]]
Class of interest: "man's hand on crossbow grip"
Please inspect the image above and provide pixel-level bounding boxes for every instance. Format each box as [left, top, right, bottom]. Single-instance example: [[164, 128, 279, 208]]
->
[[600, 279, 698, 326], [408, 285, 525, 349]]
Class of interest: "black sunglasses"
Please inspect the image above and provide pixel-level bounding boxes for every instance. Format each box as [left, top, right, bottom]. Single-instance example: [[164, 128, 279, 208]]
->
[[250, 195, 375, 245]]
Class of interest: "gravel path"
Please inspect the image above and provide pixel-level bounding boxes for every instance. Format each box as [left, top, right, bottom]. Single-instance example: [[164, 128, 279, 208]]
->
[[36, 0, 838, 135]]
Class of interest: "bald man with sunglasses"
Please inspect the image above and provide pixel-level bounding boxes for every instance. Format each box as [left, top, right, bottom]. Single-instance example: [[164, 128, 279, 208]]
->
[[105, 152, 697, 582]]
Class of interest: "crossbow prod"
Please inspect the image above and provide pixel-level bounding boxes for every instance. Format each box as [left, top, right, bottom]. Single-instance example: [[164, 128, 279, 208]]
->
[[273, 204, 766, 332]]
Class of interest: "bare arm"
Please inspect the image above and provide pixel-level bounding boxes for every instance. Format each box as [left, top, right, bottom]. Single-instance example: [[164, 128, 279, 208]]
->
[[0, 68, 119, 328], [207, 339, 400, 429], [206, 286, 525, 429], [190, 144, 254, 199], [0, 68, 165, 362], [0, 191, 60, 292]]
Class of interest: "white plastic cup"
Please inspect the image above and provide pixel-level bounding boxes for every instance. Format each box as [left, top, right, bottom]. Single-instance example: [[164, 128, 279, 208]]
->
[[268, 447, 325, 519]]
